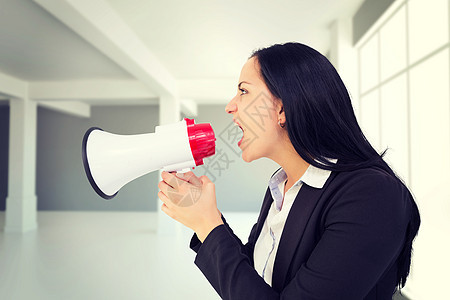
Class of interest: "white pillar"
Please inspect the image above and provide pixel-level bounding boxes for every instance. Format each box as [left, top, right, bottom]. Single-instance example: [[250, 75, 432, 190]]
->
[[5, 97, 38, 233], [329, 18, 359, 115], [157, 95, 181, 235]]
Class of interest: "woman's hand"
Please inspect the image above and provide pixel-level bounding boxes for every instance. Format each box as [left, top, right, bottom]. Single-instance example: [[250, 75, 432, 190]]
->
[[158, 171, 223, 242]]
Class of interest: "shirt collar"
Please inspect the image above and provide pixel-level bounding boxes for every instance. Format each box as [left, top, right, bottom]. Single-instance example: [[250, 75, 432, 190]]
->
[[268, 158, 337, 191]]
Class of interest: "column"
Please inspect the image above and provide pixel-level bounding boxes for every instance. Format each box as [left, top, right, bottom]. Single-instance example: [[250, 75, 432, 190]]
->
[[157, 95, 181, 235], [4, 97, 38, 233], [329, 18, 359, 114]]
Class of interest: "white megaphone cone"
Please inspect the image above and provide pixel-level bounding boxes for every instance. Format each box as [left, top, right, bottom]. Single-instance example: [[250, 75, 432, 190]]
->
[[82, 118, 216, 199]]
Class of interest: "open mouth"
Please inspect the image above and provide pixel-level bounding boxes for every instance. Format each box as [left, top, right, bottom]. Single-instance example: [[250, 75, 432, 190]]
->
[[237, 124, 244, 147], [233, 119, 245, 147]]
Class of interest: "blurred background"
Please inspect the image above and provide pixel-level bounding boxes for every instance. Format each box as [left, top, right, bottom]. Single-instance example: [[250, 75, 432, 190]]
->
[[0, 0, 448, 299]]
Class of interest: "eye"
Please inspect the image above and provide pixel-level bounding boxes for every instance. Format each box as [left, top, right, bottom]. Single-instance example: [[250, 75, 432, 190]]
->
[[239, 88, 248, 96]]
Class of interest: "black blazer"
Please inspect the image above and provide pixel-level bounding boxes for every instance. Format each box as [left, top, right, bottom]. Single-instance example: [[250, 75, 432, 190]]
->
[[190, 165, 413, 299]]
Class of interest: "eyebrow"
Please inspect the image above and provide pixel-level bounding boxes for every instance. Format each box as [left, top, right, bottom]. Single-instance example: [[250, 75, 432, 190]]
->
[[238, 81, 251, 89]]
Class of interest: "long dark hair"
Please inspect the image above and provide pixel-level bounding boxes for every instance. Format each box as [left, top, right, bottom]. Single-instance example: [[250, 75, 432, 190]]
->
[[251, 42, 420, 290]]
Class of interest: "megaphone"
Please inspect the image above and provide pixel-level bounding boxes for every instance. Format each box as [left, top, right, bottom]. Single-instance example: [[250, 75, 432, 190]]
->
[[82, 118, 215, 199]]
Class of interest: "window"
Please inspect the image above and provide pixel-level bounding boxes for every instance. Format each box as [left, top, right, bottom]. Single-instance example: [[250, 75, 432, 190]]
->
[[356, 0, 450, 298]]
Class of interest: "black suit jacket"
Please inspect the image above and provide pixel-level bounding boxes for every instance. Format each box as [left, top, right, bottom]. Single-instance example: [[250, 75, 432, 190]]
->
[[190, 166, 412, 299]]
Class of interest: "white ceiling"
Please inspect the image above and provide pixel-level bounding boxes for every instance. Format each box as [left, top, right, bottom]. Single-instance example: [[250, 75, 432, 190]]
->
[[107, 0, 364, 79], [0, 0, 132, 81], [0, 0, 364, 104]]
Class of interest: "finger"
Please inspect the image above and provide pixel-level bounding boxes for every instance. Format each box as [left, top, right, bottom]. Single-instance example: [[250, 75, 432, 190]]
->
[[161, 203, 176, 220], [161, 171, 173, 187], [158, 180, 176, 195], [170, 171, 186, 181], [158, 190, 173, 209], [169, 171, 189, 186], [162, 171, 181, 189], [179, 171, 203, 187], [168, 170, 202, 188]]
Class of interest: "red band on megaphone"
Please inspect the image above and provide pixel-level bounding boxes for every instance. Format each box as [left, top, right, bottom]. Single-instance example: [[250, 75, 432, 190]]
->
[[185, 118, 216, 166]]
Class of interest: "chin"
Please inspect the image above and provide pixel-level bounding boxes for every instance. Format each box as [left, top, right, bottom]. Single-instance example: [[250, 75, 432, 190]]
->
[[241, 149, 260, 163], [242, 156, 252, 163], [241, 150, 251, 162]]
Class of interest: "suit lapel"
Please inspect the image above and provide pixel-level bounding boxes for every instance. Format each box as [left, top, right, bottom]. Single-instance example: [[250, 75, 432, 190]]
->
[[254, 169, 337, 292], [253, 167, 283, 242], [271, 181, 329, 292], [253, 187, 273, 242]]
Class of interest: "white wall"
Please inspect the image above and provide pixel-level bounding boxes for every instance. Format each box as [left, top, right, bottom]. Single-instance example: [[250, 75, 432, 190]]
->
[[35, 105, 160, 211], [0, 104, 278, 212], [355, 0, 450, 298]]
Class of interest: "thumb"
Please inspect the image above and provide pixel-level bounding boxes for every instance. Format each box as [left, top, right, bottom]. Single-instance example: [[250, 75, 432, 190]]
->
[[200, 175, 216, 199], [200, 175, 213, 186]]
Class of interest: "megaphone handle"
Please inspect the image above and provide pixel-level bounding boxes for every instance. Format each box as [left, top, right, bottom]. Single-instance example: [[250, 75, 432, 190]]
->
[[167, 168, 190, 178]]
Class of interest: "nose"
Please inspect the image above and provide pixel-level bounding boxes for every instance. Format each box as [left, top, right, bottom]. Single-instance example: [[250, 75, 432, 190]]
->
[[225, 96, 238, 114]]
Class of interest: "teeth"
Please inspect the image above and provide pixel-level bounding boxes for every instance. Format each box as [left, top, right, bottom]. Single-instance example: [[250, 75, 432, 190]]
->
[[234, 120, 244, 132], [237, 127, 244, 141]]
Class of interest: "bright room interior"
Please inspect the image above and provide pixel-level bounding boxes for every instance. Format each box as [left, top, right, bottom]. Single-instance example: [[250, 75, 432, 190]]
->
[[0, 0, 449, 299]]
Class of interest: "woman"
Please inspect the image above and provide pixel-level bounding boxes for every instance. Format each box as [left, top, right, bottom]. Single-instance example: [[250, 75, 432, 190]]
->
[[158, 42, 420, 299]]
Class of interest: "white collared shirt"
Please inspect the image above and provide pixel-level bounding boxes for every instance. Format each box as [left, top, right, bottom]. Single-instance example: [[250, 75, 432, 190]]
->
[[253, 161, 336, 286]]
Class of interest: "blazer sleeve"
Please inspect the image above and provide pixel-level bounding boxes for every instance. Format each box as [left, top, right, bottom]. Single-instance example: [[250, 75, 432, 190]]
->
[[190, 214, 258, 264], [188, 171, 410, 300]]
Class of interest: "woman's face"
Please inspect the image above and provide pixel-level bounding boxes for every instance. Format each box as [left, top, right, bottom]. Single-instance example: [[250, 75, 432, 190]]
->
[[225, 57, 286, 162]]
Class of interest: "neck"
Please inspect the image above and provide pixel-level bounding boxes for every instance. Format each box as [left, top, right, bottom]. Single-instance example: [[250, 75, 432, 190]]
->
[[269, 137, 309, 188]]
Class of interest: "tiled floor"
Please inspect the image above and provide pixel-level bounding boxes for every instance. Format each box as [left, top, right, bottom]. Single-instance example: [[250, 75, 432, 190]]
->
[[0, 211, 412, 300], [0, 211, 249, 300]]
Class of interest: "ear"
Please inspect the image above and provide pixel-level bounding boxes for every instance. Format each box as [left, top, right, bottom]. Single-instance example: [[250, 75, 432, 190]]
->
[[276, 102, 286, 123]]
